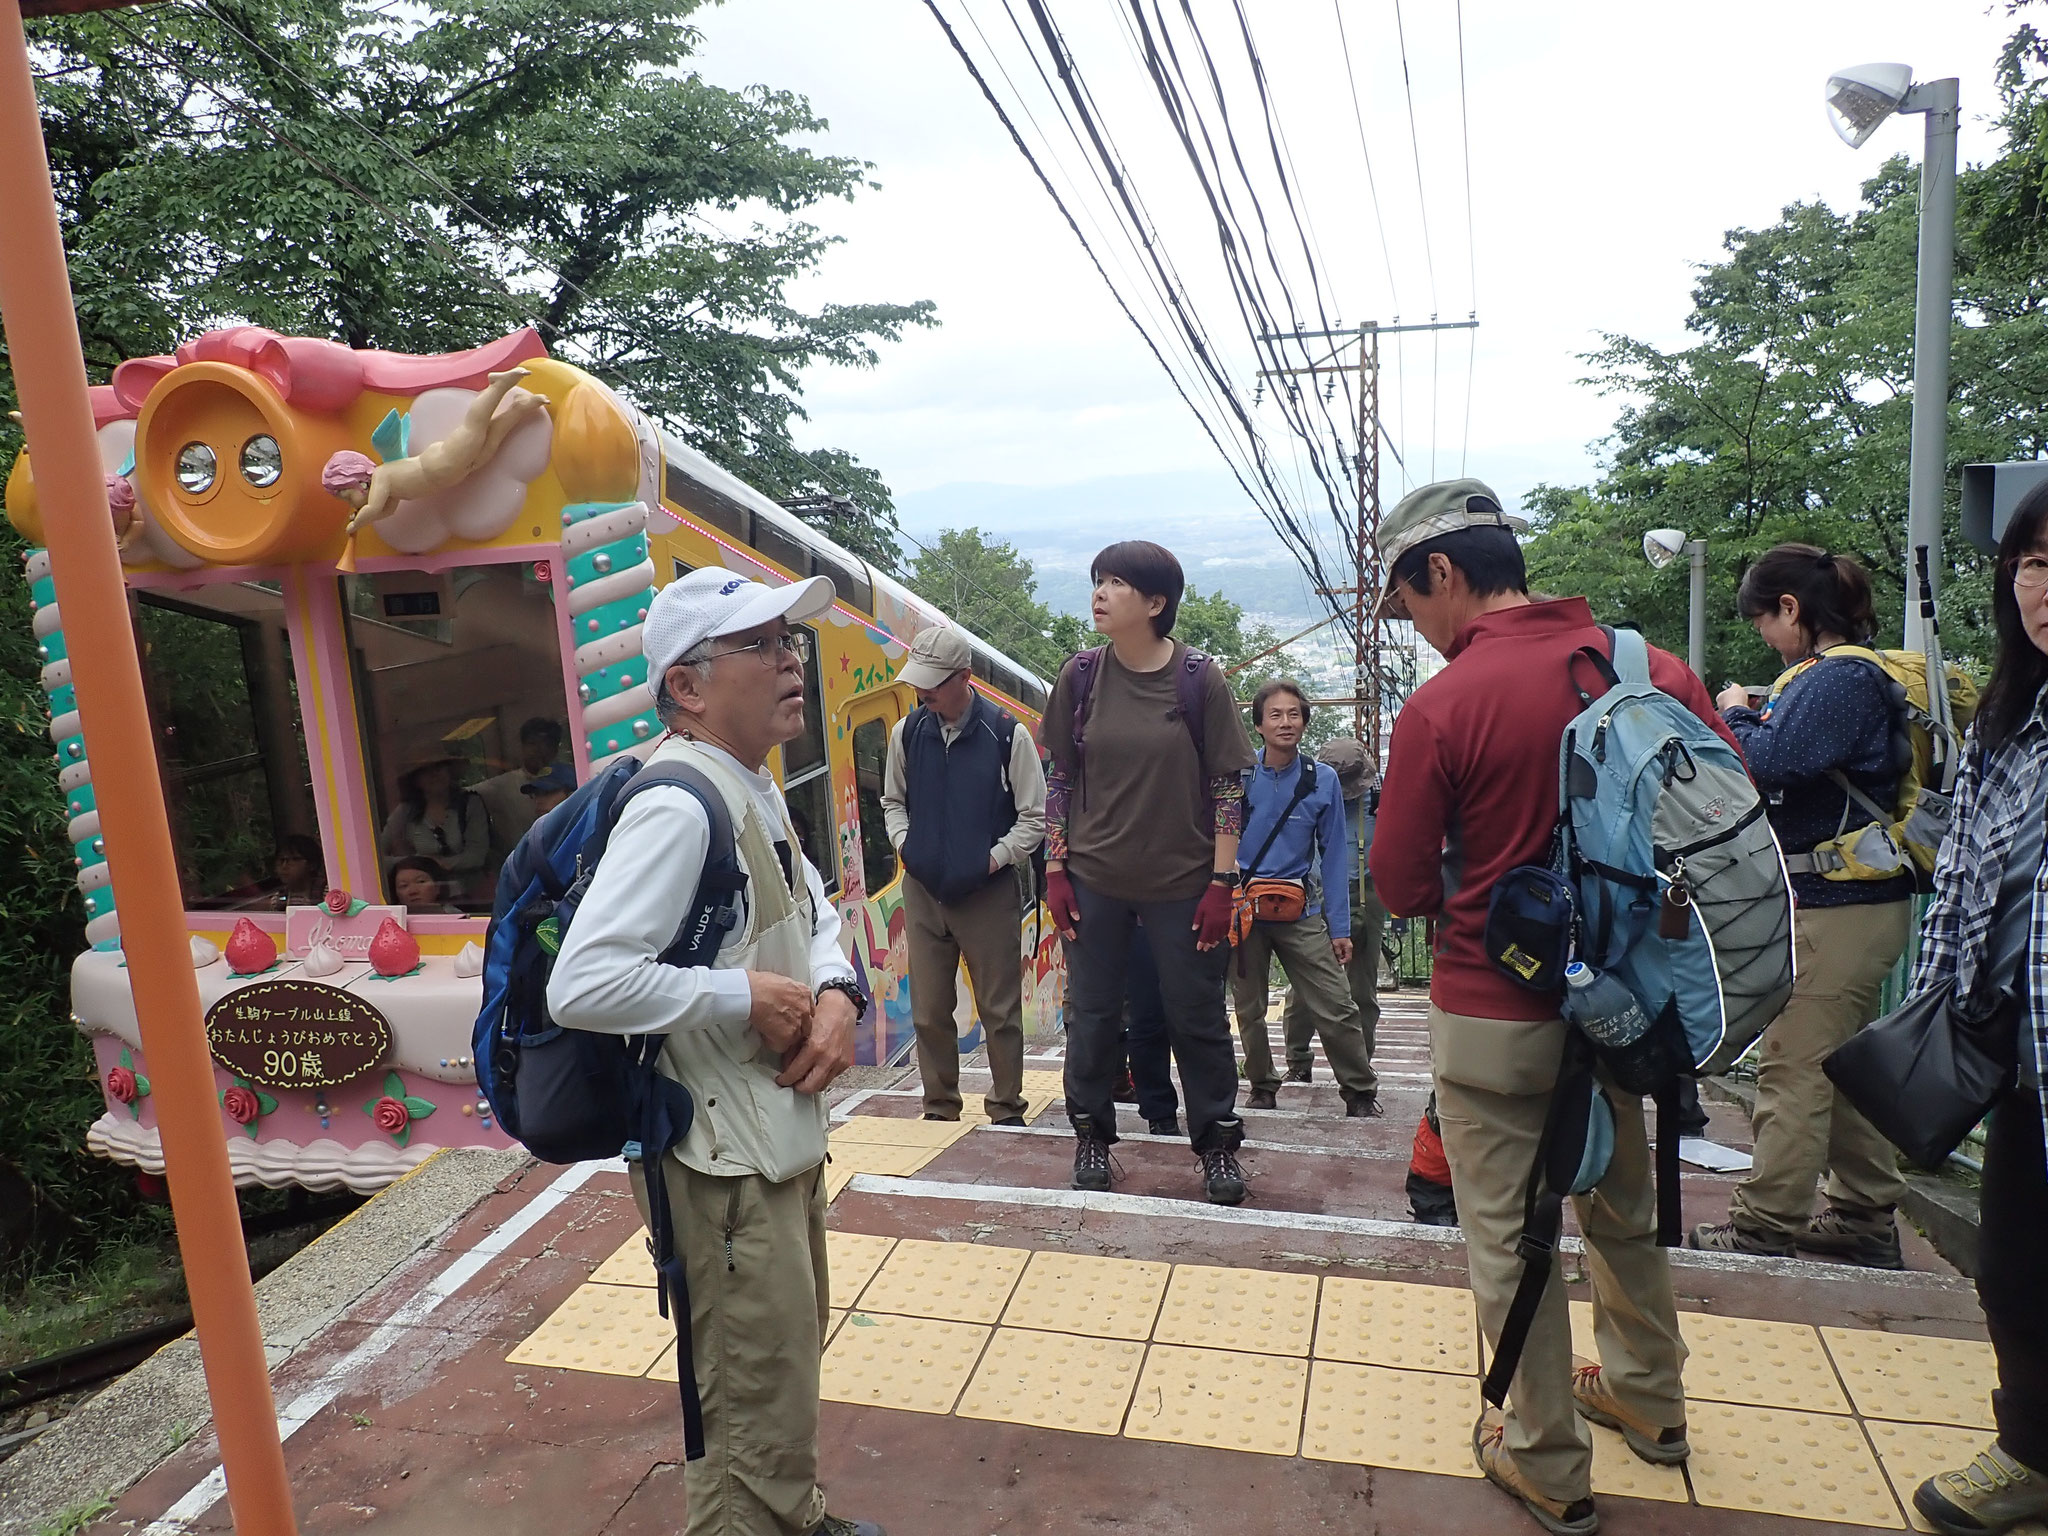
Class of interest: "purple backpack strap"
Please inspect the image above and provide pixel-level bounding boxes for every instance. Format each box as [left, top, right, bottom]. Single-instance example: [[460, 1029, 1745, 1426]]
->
[[1173, 649, 1213, 763]]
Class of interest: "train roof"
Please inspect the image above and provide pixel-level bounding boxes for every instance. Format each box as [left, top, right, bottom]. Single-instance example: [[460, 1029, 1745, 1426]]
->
[[655, 428, 1051, 713]]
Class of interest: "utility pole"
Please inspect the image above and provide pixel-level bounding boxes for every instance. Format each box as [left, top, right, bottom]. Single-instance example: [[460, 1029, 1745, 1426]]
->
[[1255, 317, 1478, 761]]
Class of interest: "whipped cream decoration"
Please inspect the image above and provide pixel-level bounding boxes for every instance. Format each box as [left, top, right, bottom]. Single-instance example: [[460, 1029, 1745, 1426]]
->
[[300, 940, 345, 978], [189, 935, 220, 968], [452, 941, 485, 978]]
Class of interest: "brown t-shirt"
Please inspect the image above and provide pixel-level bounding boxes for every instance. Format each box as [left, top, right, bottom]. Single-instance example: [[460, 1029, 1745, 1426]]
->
[[1045, 642, 1255, 904]]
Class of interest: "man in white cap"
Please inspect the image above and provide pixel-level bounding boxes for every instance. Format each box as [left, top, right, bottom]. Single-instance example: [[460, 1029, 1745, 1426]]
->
[[548, 565, 884, 1536], [881, 624, 1046, 1124]]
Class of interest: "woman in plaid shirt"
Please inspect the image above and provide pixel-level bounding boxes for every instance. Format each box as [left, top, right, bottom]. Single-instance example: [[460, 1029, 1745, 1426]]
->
[[1910, 485, 2048, 1536]]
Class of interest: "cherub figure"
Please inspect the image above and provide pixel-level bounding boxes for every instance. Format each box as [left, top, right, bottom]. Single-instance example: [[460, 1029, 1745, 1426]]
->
[[321, 368, 548, 536]]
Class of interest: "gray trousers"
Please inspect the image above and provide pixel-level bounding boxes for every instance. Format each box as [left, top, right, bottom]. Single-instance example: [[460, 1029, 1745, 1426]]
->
[[904, 871, 1027, 1120], [1230, 911, 1378, 1097], [1284, 884, 1386, 1073]]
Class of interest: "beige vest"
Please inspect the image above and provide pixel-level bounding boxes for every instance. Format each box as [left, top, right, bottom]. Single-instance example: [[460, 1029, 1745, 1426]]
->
[[653, 738, 829, 1182]]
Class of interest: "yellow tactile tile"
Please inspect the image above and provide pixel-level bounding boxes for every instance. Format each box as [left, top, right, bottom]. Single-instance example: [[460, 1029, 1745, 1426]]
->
[[823, 1140, 942, 1178], [826, 1230, 897, 1309], [1000, 1251, 1170, 1341], [1680, 1312, 1850, 1413], [1315, 1277, 1477, 1374], [1124, 1343, 1309, 1457], [820, 1311, 989, 1415], [505, 1282, 671, 1377], [956, 1327, 1145, 1436], [828, 1116, 975, 1149], [1300, 1360, 1480, 1476], [1686, 1401, 1906, 1528], [1585, 1421, 1690, 1503], [1822, 1328, 1997, 1429], [1864, 1419, 2048, 1536], [825, 1162, 857, 1202], [828, 1308, 845, 1345], [857, 1238, 1030, 1324], [1152, 1264, 1319, 1358], [589, 1229, 657, 1287]]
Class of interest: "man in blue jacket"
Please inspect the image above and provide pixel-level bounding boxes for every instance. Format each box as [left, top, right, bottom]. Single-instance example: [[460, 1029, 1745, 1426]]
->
[[1231, 678, 1381, 1116]]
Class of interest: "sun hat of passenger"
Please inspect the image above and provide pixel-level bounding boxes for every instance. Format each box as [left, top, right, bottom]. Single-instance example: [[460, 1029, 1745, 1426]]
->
[[642, 566, 834, 682], [898, 626, 975, 692], [1374, 477, 1527, 616]]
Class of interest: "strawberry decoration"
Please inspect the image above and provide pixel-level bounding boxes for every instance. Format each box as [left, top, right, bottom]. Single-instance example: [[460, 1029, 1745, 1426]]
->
[[367, 917, 421, 978], [225, 917, 278, 975]]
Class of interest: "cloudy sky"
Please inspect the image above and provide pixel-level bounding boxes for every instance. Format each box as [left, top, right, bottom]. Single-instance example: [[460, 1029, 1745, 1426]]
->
[[689, 1, 2017, 606]]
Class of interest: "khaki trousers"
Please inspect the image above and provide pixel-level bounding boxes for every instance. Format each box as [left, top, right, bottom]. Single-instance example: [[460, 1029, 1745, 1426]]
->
[[633, 1158, 831, 1536], [904, 871, 1027, 1121], [1283, 885, 1387, 1073], [1231, 912, 1378, 1097], [1431, 1006, 1688, 1504], [1729, 899, 1913, 1238]]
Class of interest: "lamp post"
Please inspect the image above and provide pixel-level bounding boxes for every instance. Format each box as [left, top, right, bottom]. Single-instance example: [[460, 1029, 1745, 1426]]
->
[[1644, 528, 1707, 681], [1826, 62, 1960, 653]]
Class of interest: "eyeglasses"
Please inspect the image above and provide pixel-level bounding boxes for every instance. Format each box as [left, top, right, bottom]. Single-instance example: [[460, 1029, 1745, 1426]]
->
[[2008, 554, 2048, 592], [701, 630, 812, 666]]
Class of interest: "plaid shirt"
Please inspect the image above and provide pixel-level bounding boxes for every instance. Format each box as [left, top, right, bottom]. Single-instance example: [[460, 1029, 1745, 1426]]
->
[[1907, 685, 2048, 1145]]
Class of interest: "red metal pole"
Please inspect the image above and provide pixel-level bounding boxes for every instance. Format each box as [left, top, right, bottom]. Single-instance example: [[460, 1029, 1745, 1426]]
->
[[0, 4, 297, 1530]]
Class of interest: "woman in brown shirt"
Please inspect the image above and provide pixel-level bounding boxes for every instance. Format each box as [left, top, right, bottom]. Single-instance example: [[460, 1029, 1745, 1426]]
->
[[1044, 540, 1257, 1204]]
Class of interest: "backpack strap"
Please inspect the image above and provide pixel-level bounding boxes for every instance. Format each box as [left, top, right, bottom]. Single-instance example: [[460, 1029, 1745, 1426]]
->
[[1173, 649, 1213, 762], [1241, 756, 1319, 879], [1607, 626, 1652, 688]]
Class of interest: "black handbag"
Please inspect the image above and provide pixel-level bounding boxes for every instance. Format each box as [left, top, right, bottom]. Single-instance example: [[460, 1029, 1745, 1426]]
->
[[1822, 975, 2018, 1170]]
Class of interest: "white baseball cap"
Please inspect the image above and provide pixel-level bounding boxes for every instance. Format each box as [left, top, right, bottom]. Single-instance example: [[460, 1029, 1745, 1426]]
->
[[642, 567, 835, 682], [897, 625, 975, 691]]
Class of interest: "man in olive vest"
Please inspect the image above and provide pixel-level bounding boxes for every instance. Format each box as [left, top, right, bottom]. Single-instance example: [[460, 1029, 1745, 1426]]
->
[[883, 625, 1047, 1124]]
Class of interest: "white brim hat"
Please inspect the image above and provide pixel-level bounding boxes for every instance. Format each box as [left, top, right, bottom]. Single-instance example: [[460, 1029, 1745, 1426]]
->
[[642, 567, 835, 682]]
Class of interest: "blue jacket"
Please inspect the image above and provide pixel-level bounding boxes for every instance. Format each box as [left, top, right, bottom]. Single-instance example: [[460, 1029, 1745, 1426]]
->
[[1237, 751, 1352, 938]]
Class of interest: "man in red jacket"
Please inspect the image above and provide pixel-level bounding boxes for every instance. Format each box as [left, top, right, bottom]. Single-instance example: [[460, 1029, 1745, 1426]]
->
[[1370, 479, 1741, 1536]]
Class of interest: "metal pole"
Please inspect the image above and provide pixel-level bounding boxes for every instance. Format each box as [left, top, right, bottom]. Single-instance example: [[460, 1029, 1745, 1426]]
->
[[0, 6, 297, 1531], [1687, 539, 1708, 682], [1901, 78, 1959, 652], [1360, 328, 1383, 759]]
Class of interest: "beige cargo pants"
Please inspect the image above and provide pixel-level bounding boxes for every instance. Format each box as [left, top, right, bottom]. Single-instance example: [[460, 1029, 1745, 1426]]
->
[[1230, 912, 1379, 1097], [1431, 1006, 1688, 1504], [904, 871, 1028, 1121]]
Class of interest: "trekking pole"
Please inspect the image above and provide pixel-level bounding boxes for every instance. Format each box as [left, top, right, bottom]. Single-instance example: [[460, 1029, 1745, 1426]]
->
[[1915, 544, 1957, 793]]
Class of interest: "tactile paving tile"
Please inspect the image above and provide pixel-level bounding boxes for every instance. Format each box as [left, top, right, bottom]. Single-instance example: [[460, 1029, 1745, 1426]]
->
[[822, 1140, 942, 1177], [1686, 1401, 1906, 1527], [1315, 1277, 1477, 1373], [826, 1230, 897, 1310], [1000, 1251, 1170, 1341], [1152, 1264, 1319, 1358], [956, 1327, 1145, 1435], [1300, 1360, 1479, 1476], [819, 1311, 989, 1415], [1585, 1421, 1689, 1503], [1124, 1343, 1309, 1457], [828, 1116, 975, 1149], [827, 1308, 845, 1346], [505, 1282, 671, 1377], [857, 1238, 1030, 1324], [1682, 1312, 1849, 1413], [1822, 1328, 1997, 1429], [589, 1229, 657, 1287], [825, 1162, 857, 1202], [1863, 1419, 2047, 1536]]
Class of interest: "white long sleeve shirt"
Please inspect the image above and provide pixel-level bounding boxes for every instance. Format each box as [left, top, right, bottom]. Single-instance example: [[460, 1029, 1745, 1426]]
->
[[881, 708, 1047, 870]]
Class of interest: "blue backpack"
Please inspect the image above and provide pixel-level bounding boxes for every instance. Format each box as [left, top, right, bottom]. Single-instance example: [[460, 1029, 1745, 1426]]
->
[[473, 754, 747, 1459], [1482, 627, 1793, 1409]]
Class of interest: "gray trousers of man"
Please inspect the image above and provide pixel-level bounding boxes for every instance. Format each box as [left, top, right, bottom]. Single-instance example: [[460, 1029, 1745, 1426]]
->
[[1230, 911, 1378, 1097], [904, 870, 1027, 1121], [1284, 883, 1387, 1076]]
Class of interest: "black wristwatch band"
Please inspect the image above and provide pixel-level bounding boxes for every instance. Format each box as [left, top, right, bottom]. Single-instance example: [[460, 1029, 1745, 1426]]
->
[[816, 976, 869, 1021], [1211, 870, 1239, 887]]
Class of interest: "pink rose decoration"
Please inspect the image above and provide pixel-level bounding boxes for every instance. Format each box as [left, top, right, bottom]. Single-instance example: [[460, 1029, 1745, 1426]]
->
[[372, 1097, 410, 1136], [222, 1085, 261, 1125], [106, 1065, 137, 1104], [325, 887, 352, 915]]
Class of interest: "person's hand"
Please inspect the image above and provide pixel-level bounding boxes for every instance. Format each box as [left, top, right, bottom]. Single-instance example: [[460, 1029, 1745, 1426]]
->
[[1716, 683, 1753, 712], [1046, 867, 1081, 939], [777, 986, 856, 1095], [1332, 937, 1353, 964], [747, 971, 813, 1055], [988, 853, 1002, 876], [1192, 881, 1233, 951]]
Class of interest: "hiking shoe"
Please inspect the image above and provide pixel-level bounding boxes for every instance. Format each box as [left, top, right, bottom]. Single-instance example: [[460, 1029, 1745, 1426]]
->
[[1344, 1091, 1383, 1119], [1072, 1122, 1113, 1192], [811, 1517, 886, 1536], [1113, 1068, 1138, 1104], [1147, 1116, 1182, 1137], [1198, 1145, 1247, 1205], [1686, 1220, 1794, 1257], [1798, 1207, 1905, 1270], [1283, 1064, 1314, 1084], [1245, 1087, 1279, 1110], [1915, 1442, 2048, 1535], [990, 1116, 1026, 1128], [1474, 1413, 1599, 1535], [920, 1112, 957, 1122], [1571, 1361, 1689, 1465]]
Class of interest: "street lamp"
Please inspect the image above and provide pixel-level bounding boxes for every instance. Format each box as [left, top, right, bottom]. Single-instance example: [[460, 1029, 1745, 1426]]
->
[[1644, 528, 1707, 681], [1826, 61, 1960, 652]]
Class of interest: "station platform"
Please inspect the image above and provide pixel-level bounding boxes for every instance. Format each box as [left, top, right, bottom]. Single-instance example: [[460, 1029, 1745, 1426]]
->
[[62, 998, 2017, 1536]]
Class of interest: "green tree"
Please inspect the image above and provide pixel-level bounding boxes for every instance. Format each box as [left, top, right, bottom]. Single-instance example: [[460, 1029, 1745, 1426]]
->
[[905, 527, 1071, 678]]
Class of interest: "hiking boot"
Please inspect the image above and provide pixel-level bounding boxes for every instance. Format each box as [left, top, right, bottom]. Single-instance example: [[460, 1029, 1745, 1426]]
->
[[1797, 1206, 1905, 1270], [1914, 1441, 2048, 1535], [1571, 1361, 1689, 1465], [1113, 1068, 1138, 1104], [1198, 1145, 1246, 1205], [921, 1112, 957, 1122], [1344, 1090, 1382, 1119], [811, 1517, 887, 1536], [1283, 1064, 1314, 1084], [1072, 1119, 1112, 1192], [1147, 1116, 1182, 1137], [990, 1116, 1026, 1128], [1686, 1219, 1795, 1257], [1245, 1087, 1279, 1110], [1474, 1413, 1599, 1535]]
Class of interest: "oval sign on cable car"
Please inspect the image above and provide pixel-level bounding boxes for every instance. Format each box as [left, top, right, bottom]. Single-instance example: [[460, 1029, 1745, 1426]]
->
[[204, 979, 392, 1089]]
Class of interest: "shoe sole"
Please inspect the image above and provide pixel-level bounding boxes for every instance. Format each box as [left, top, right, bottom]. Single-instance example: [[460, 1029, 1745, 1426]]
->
[[1073, 1173, 1110, 1191], [1912, 1480, 2035, 1536], [1575, 1402, 1690, 1465], [1206, 1183, 1246, 1206], [1794, 1238, 1905, 1270]]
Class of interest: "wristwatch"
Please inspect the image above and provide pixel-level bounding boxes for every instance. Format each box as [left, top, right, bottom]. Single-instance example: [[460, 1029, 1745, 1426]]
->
[[1210, 870, 1240, 887], [816, 976, 869, 1022]]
